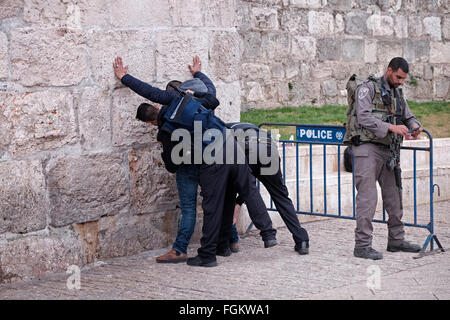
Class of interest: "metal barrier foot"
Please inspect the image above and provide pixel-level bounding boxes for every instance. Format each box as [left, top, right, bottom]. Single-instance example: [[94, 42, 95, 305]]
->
[[413, 234, 445, 259]]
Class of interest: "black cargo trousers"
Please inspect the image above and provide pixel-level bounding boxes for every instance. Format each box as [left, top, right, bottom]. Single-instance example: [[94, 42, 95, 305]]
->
[[197, 139, 276, 264]]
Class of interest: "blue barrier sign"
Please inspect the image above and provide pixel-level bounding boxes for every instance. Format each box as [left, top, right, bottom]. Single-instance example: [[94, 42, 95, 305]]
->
[[296, 125, 346, 144]]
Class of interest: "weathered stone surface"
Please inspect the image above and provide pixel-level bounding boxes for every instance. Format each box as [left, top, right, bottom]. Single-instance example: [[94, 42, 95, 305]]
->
[[210, 31, 240, 82], [394, 15, 408, 38], [169, 0, 203, 27], [128, 148, 178, 216], [0, 160, 47, 234], [377, 0, 402, 12], [88, 29, 155, 88], [262, 32, 290, 61], [0, 32, 7, 80], [0, 233, 85, 283], [111, 88, 154, 147], [404, 40, 430, 63], [308, 11, 334, 35], [0, 91, 77, 156], [241, 63, 271, 80], [376, 41, 403, 64], [96, 210, 179, 259], [251, 7, 279, 30], [110, 0, 171, 27], [322, 79, 338, 97], [342, 39, 364, 62], [10, 28, 88, 86], [327, 0, 352, 11], [0, 0, 23, 19], [24, 0, 110, 28], [364, 39, 377, 63], [244, 81, 264, 103], [78, 88, 112, 150], [290, 0, 327, 9], [155, 30, 209, 83], [281, 8, 308, 33], [241, 32, 263, 60], [317, 38, 341, 62], [430, 42, 450, 64], [47, 154, 129, 227], [423, 17, 442, 41], [214, 81, 241, 123], [291, 36, 316, 61], [345, 11, 370, 35], [367, 14, 394, 36], [408, 15, 423, 38], [434, 80, 449, 99], [204, 0, 238, 28]]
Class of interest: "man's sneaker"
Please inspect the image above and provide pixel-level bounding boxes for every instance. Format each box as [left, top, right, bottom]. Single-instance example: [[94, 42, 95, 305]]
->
[[354, 247, 383, 260], [230, 242, 240, 253], [264, 239, 278, 248], [156, 249, 187, 263], [186, 255, 217, 267], [295, 241, 309, 255], [216, 247, 232, 257], [387, 240, 421, 253]]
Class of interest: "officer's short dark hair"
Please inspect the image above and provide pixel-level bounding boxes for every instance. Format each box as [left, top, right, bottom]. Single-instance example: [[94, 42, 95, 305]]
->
[[388, 57, 409, 74], [136, 103, 159, 122]]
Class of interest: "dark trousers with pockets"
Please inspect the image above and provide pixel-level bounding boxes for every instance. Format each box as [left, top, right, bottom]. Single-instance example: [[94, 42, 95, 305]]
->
[[198, 142, 276, 263]]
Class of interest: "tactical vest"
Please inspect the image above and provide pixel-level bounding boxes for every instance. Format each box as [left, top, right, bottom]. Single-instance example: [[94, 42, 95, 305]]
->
[[343, 74, 405, 146]]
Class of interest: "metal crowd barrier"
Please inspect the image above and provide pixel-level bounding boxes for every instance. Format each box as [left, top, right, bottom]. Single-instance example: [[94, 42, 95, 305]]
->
[[248, 123, 444, 258]]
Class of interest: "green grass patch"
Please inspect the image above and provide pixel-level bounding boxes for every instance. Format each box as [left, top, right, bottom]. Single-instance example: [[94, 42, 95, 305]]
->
[[240, 101, 450, 139]]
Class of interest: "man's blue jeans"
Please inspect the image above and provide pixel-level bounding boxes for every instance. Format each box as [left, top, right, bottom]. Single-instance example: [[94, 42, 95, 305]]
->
[[173, 165, 199, 254]]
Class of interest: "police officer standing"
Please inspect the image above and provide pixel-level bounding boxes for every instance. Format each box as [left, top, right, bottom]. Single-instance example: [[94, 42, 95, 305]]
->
[[348, 57, 423, 260]]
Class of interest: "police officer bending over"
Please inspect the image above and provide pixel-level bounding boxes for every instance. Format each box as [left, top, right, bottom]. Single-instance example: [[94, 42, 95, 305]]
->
[[345, 57, 423, 260]]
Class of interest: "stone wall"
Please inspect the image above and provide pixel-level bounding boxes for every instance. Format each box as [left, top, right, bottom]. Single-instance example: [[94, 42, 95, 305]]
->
[[0, 0, 240, 283], [238, 0, 450, 110], [0, 0, 449, 282]]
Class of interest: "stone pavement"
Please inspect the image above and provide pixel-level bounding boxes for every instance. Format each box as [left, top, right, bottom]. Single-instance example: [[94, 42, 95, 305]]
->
[[0, 201, 448, 300]]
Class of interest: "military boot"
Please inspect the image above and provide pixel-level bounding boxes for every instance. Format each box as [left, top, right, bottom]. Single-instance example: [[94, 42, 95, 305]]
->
[[354, 247, 383, 260], [387, 240, 421, 253]]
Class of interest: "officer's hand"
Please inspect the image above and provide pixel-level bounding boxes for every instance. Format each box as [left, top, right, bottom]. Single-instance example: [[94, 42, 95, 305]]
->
[[389, 124, 409, 137], [407, 126, 423, 140]]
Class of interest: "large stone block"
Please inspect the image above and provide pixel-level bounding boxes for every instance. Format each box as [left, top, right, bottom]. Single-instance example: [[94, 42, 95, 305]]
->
[[169, 0, 204, 27], [430, 42, 450, 64], [204, 0, 238, 28], [47, 154, 129, 227], [290, 0, 327, 8], [88, 29, 155, 88], [111, 88, 155, 147], [24, 0, 109, 28], [78, 88, 112, 150], [10, 28, 88, 86], [327, 0, 352, 10], [291, 36, 316, 61], [317, 38, 342, 62], [364, 39, 377, 63], [322, 79, 338, 97], [96, 210, 179, 259], [0, 160, 47, 234], [367, 14, 394, 36], [345, 11, 370, 35], [129, 148, 178, 216], [241, 63, 271, 80], [376, 41, 403, 64], [251, 7, 279, 30], [0, 32, 7, 80], [342, 39, 364, 62], [155, 30, 209, 83], [262, 32, 291, 61], [434, 80, 449, 99], [394, 15, 408, 38], [210, 31, 240, 82], [241, 32, 263, 59], [214, 81, 241, 123], [443, 17, 450, 40], [0, 232, 85, 283], [0, 0, 23, 19], [110, 0, 171, 27], [404, 40, 430, 63], [408, 15, 423, 38], [423, 17, 442, 41], [280, 8, 308, 33], [0, 91, 77, 156], [308, 11, 334, 35]]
